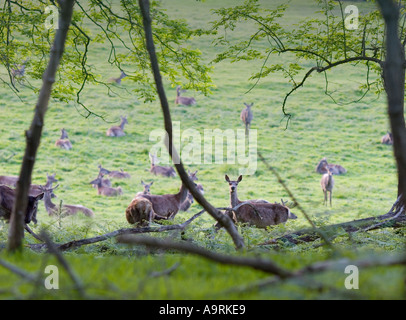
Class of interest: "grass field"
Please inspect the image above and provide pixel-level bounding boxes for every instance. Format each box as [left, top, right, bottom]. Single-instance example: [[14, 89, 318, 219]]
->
[[0, 0, 405, 300]]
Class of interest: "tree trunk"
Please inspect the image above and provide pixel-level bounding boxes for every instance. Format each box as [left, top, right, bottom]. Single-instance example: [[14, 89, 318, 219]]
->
[[7, 0, 75, 252], [377, 0, 406, 208]]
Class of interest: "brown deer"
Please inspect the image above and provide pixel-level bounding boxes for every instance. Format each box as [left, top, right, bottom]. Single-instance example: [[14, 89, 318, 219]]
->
[[315, 157, 347, 175], [240, 102, 253, 136], [138, 170, 198, 219], [135, 180, 154, 198], [175, 85, 196, 106], [90, 176, 123, 196], [42, 185, 94, 218], [125, 197, 169, 227], [321, 168, 334, 207], [0, 173, 56, 197], [381, 131, 393, 145], [149, 153, 176, 177], [106, 116, 128, 137], [11, 59, 28, 85], [98, 165, 130, 179], [222, 175, 297, 229], [55, 128, 73, 150], [179, 182, 204, 212], [0, 175, 19, 187], [108, 70, 127, 85], [0, 185, 44, 224]]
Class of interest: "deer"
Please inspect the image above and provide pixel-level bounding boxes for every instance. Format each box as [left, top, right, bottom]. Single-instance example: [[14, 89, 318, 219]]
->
[[381, 131, 393, 145], [106, 116, 128, 137], [55, 128, 73, 150], [240, 102, 253, 136], [0, 175, 19, 187], [90, 176, 123, 196], [179, 182, 204, 212], [175, 85, 196, 106], [0, 185, 44, 225], [41, 185, 94, 218], [98, 165, 130, 179], [138, 170, 198, 220], [149, 153, 176, 177], [0, 173, 56, 197], [125, 197, 170, 227], [315, 157, 347, 175], [108, 70, 127, 85], [135, 180, 154, 198], [221, 175, 297, 229], [11, 59, 28, 85], [321, 168, 334, 207]]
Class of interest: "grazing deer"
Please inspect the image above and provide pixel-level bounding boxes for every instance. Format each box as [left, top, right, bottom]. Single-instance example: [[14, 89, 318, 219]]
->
[[138, 170, 198, 219], [108, 70, 127, 85], [381, 131, 393, 145], [0, 185, 44, 224], [179, 182, 204, 212], [125, 197, 169, 227], [55, 128, 73, 150], [222, 175, 297, 229], [315, 157, 347, 175], [149, 153, 176, 177], [240, 102, 253, 136], [42, 185, 94, 218], [135, 180, 154, 198], [90, 176, 123, 196], [106, 116, 128, 137], [175, 85, 196, 106], [98, 165, 130, 179], [321, 168, 334, 207]]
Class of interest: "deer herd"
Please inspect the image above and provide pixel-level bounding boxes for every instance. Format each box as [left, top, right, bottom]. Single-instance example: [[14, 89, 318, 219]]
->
[[0, 85, 393, 233]]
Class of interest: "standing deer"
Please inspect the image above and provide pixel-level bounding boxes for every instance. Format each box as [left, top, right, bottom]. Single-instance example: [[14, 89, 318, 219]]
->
[[108, 70, 127, 85], [315, 157, 347, 175], [106, 116, 128, 137], [138, 170, 198, 219], [149, 153, 176, 177], [321, 168, 334, 207], [381, 131, 393, 145], [11, 59, 28, 85], [98, 165, 130, 179], [55, 128, 73, 150], [125, 197, 169, 227], [240, 103, 253, 136], [90, 176, 123, 196], [175, 85, 196, 106], [0, 185, 44, 224], [222, 175, 297, 229], [42, 185, 94, 218]]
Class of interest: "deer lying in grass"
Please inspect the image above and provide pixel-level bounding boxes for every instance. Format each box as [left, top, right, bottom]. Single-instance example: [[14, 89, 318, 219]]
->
[[240, 102, 253, 136], [221, 175, 297, 229], [149, 153, 176, 177], [175, 85, 196, 106], [42, 185, 94, 218], [98, 165, 130, 179], [138, 170, 198, 219], [321, 168, 334, 207], [106, 116, 128, 137], [180, 183, 204, 212], [108, 70, 127, 85], [135, 180, 153, 198], [0, 185, 44, 224], [315, 157, 347, 175], [90, 176, 123, 196], [55, 128, 73, 150], [381, 131, 393, 145]]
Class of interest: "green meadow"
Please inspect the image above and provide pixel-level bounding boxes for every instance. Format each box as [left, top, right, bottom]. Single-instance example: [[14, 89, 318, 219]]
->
[[0, 0, 404, 299]]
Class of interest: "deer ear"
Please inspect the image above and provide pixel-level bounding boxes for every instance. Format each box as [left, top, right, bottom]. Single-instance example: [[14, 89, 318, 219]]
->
[[150, 181, 153, 185], [225, 175, 230, 182], [141, 180, 145, 185], [237, 175, 243, 182]]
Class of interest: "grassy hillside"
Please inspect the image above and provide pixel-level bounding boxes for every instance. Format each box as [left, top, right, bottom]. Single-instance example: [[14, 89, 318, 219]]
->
[[0, 0, 404, 299]]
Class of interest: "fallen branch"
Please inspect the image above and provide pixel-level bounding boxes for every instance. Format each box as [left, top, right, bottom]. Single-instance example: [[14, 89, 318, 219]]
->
[[29, 210, 205, 252]]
